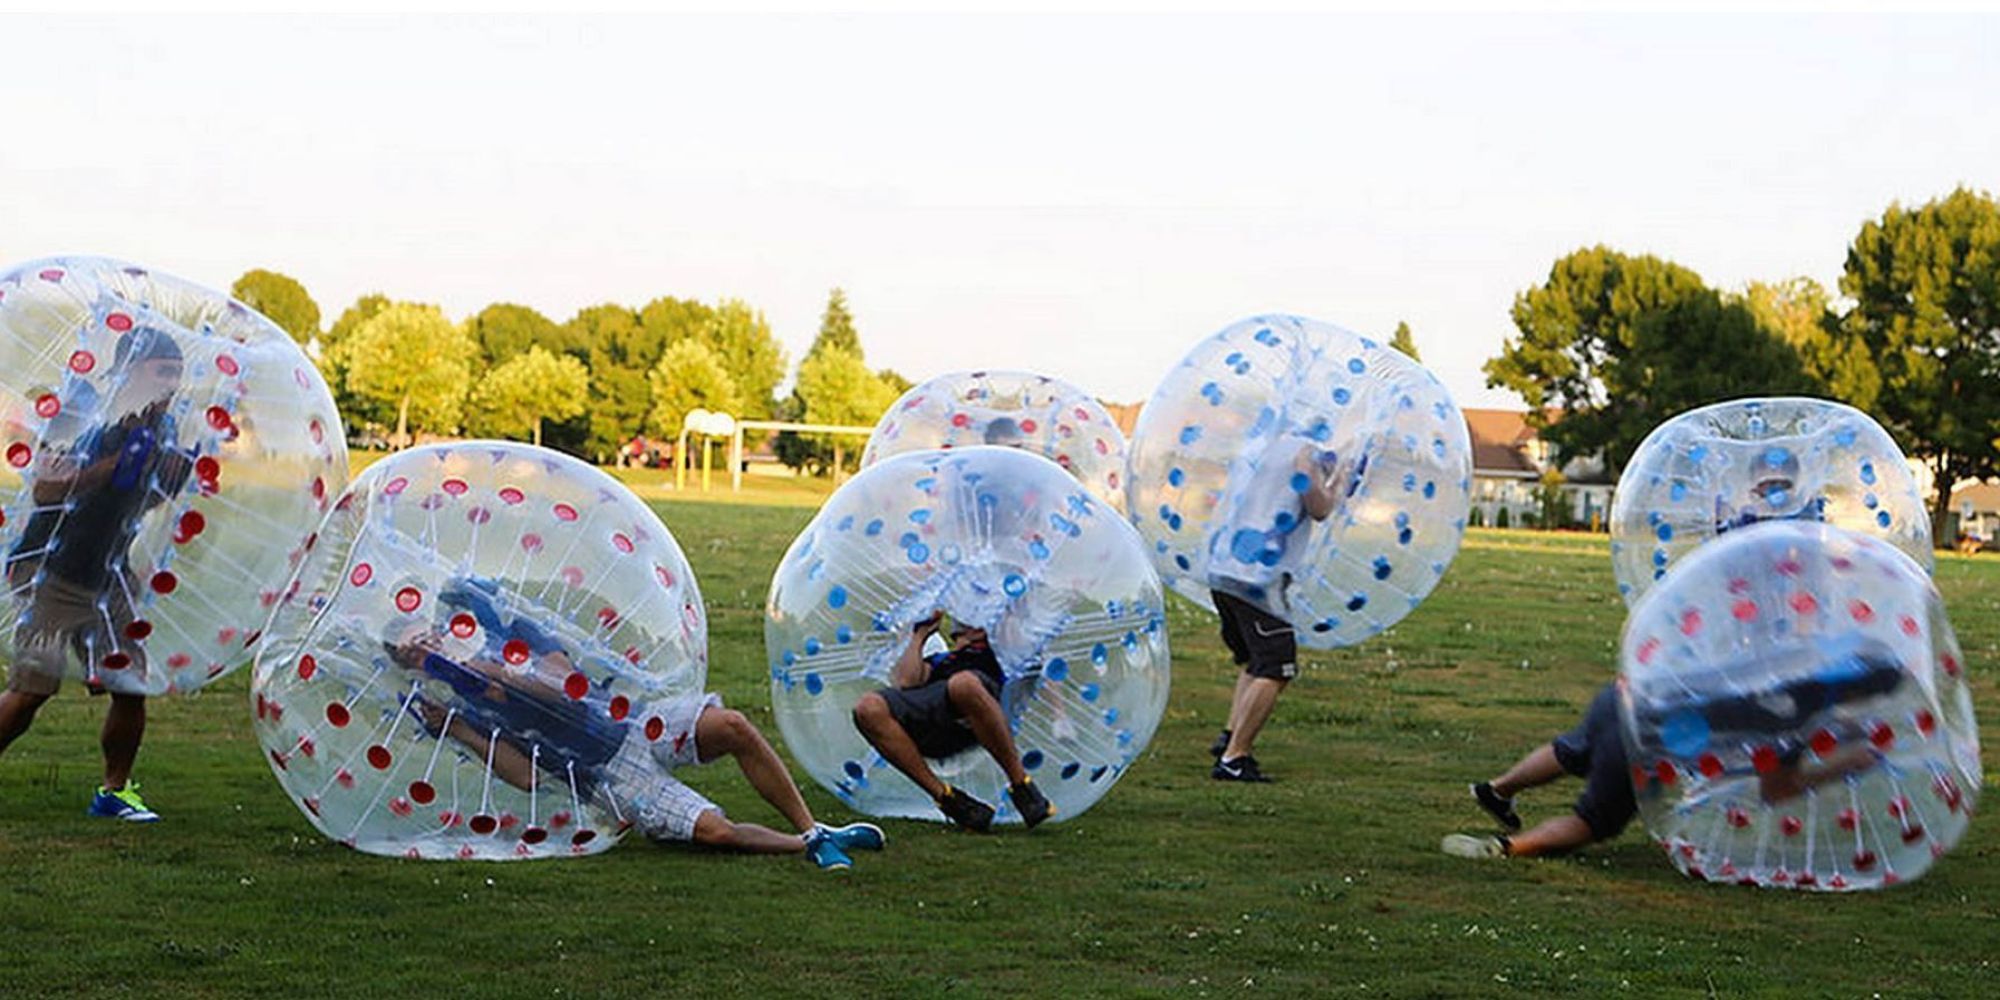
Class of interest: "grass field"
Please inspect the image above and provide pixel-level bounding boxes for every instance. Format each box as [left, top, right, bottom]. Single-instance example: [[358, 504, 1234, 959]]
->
[[2, 517, 1996, 998]]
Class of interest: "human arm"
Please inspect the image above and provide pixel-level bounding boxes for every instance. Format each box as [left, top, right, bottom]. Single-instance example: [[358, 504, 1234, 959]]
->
[[418, 700, 540, 793], [891, 611, 943, 689], [1758, 744, 1880, 804], [1298, 449, 1342, 523]]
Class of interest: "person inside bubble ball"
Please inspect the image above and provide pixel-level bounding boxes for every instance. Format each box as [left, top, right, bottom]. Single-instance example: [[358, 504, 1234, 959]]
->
[[1207, 437, 1351, 783], [850, 609, 1054, 831], [982, 416, 1026, 448], [1713, 445, 1825, 534], [0, 325, 193, 823], [1442, 662, 1895, 861], [384, 617, 885, 871]]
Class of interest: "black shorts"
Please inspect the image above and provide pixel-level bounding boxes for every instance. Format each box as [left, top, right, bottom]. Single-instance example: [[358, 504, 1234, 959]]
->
[[1551, 683, 1637, 841], [1213, 590, 1297, 681], [877, 671, 1002, 760]]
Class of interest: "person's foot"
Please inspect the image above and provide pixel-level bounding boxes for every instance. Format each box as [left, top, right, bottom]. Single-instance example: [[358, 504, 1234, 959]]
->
[[88, 784, 159, 823], [821, 821, 886, 852], [1212, 755, 1272, 783], [804, 828, 853, 871], [1441, 833, 1510, 859], [1009, 778, 1055, 829], [935, 785, 995, 832], [1471, 782, 1522, 831], [1209, 728, 1233, 760]]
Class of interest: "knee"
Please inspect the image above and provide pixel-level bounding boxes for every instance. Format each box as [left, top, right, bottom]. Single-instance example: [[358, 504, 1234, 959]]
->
[[717, 709, 755, 745], [852, 693, 889, 732], [690, 810, 737, 848], [945, 671, 990, 706]]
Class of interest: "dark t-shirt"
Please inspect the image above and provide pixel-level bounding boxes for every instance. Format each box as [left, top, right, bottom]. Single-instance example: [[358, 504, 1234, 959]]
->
[[9, 412, 190, 592], [927, 642, 1004, 689]]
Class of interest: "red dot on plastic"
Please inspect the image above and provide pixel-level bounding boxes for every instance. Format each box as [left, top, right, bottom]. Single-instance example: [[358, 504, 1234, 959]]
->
[[572, 830, 597, 847], [520, 533, 544, 552], [175, 510, 207, 543], [168, 653, 191, 669], [1901, 824, 1926, 845], [384, 476, 409, 496], [1678, 609, 1703, 636], [1942, 653, 1961, 677], [1810, 729, 1838, 755], [388, 798, 413, 818], [409, 781, 437, 805], [6, 443, 31, 468], [326, 702, 351, 727], [522, 827, 548, 845], [150, 571, 178, 594], [442, 478, 469, 496], [1847, 600, 1875, 624], [1852, 850, 1877, 870], [205, 406, 232, 431], [1696, 753, 1724, 778], [596, 606, 620, 630], [609, 695, 630, 721], [366, 745, 392, 770], [1870, 722, 1895, 749], [655, 565, 675, 589], [564, 672, 589, 700], [449, 613, 477, 638], [1837, 808, 1859, 831], [502, 639, 530, 665], [612, 532, 634, 554], [1899, 615, 1920, 637], [560, 566, 584, 587], [469, 814, 498, 835], [1652, 761, 1676, 785], [1751, 745, 1780, 774], [102, 652, 131, 670], [950, 413, 970, 428], [216, 355, 240, 376], [1916, 709, 1936, 736], [498, 814, 519, 831], [68, 350, 96, 374], [33, 393, 60, 419], [1636, 637, 1660, 666], [1726, 807, 1750, 828], [466, 506, 491, 525], [1731, 599, 1758, 622], [1019, 419, 1038, 434], [499, 487, 525, 505], [1095, 438, 1111, 455], [298, 654, 317, 680], [312, 477, 327, 501], [1780, 816, 1803, 837], [124, 620, 153, 641], [1789, 592, 1819, 615], [349, 563, 373, 587], [554, 502, 578, 522], [394, 587, 422, 613], [195, 456, 221, 483], [645, 716, 665, 741], [104, 311, 133, 331]]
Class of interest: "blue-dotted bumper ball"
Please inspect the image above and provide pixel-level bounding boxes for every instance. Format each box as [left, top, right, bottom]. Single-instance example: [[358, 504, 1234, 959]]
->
[[0, 256, 347, 695], [1619, 521, 1980, 890], [862, 369, 1129, 514], [1125, 314, 1471, 647], [251, 443, 709, 860], [1611, 397, 1930, 607], [767, 446, 1169, 824]]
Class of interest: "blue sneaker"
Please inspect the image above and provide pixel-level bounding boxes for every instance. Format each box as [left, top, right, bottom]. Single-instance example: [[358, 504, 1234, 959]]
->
[[804, 829, 852, 871], [822, 821, 886, 853], [89, 784, 160, 823]]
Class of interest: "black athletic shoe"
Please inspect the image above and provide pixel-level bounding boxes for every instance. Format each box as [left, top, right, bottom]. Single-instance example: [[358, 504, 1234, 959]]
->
[[936, 785, 995, 832], [1009, 778, 1055, 830], [1212, 755, 1273, 783], [1470, 782, 1522, 831], [1209, 729, 1233, 760]]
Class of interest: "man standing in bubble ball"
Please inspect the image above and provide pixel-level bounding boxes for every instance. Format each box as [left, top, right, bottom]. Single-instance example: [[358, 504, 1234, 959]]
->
[[386, 610, 888, 871], [851, 610, 1054, 831], [0, 326, 192, 822], [1207, 437, 1349, 783]]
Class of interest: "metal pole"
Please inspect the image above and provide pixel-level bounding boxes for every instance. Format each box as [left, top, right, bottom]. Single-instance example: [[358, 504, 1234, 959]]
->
[[676, 429, 689, 491], [731, 427, 744, 493], [701, 436, 712, 492]]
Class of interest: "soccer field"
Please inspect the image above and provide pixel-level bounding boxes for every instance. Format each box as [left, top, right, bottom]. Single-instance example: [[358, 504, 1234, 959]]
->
[[2, 514, 1995, 998]]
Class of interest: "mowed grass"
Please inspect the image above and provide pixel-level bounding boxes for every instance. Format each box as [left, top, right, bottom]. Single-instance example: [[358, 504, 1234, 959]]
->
[[2, 519, 1996, 998]]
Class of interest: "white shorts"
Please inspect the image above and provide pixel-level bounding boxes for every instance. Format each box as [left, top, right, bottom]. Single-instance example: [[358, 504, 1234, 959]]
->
[[597, 692, 723, 842]]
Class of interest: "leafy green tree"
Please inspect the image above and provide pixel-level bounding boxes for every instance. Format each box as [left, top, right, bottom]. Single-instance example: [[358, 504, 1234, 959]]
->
[[319, 293, 393, 432], [568, 304, 657, 460], [812, 288, 861, 359], [703, 300, 786, 418], [796, 345, 896, 472], [647, 339, 740, 439], [468, 346, 589, 446], [1388, 321, 1421, 362], [1484, 246, 1813, 473], [337, 303, 478, 447], [468, 303, 570, 366], [1841, 187, 2000, 545], [877, 367, 915, 397], [1737, 278, 1880, 409], [1534, 467, 1568, 530], [232, 269, 321, 344], [326, 293, 390, 347]]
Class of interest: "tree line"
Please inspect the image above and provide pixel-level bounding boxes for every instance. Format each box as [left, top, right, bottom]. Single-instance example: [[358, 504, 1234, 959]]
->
[[1485, 186, 2000, 544], [228, 276, 910, 472]]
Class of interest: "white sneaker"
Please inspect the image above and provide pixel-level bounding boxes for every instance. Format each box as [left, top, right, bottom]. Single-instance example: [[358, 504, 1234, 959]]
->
[[1441, 833, 1508, 859]]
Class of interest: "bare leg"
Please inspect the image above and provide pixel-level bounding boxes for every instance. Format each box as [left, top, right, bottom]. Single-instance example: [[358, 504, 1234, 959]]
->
[[1223, 671, 1253, 731], [689, 809, 807, 854], [0, 689, 49, 757], [1222, 677, 1287, 760], [694, 706, 813, 834], [1491, 744, 1565, 798], [853, 692, 948, 799], [101, 694, 145, 790], [945, 672, 1026, 785], [1505, 814, 1596, 857]]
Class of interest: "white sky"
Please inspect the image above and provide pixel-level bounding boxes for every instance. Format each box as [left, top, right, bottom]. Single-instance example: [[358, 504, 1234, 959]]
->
[[1, 13, 1994, 409]]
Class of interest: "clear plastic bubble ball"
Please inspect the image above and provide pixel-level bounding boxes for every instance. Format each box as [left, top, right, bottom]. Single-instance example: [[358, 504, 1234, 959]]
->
[[767, 446, 1169, 824], [251, 442, 708, 860], [863, 369, 1129, 512], [1619, 521, 1980, 890], [1611, 397, 1931, 606], [1126, 314, 1471, 647], [0, 256, 346, 695]]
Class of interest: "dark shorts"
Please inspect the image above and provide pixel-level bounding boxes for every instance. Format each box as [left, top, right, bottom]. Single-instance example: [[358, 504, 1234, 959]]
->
[[1213, 590, 1297, 681], [1551, 683, 1636, 841], [878, 671, 1003, 760]]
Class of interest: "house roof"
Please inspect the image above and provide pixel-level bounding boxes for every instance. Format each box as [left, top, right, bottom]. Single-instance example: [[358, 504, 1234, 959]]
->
[[1463, 408, 1543, 477]]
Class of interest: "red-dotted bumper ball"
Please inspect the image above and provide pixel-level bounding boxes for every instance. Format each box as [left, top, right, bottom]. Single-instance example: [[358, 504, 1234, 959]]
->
[[0, 256, 345, 695], [251, 443, 708, 860], [862, 369, 1129, 513], [1611, 398, 1931, 607], [1619, 521, 1980, 890]]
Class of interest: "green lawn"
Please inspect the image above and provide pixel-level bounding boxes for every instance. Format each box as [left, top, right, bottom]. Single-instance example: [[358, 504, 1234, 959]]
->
[[2, 520, 1995, 997]]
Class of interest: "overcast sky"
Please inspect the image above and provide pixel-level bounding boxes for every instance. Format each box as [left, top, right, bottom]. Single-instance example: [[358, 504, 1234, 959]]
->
[[2, 13, 1994, 409]]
